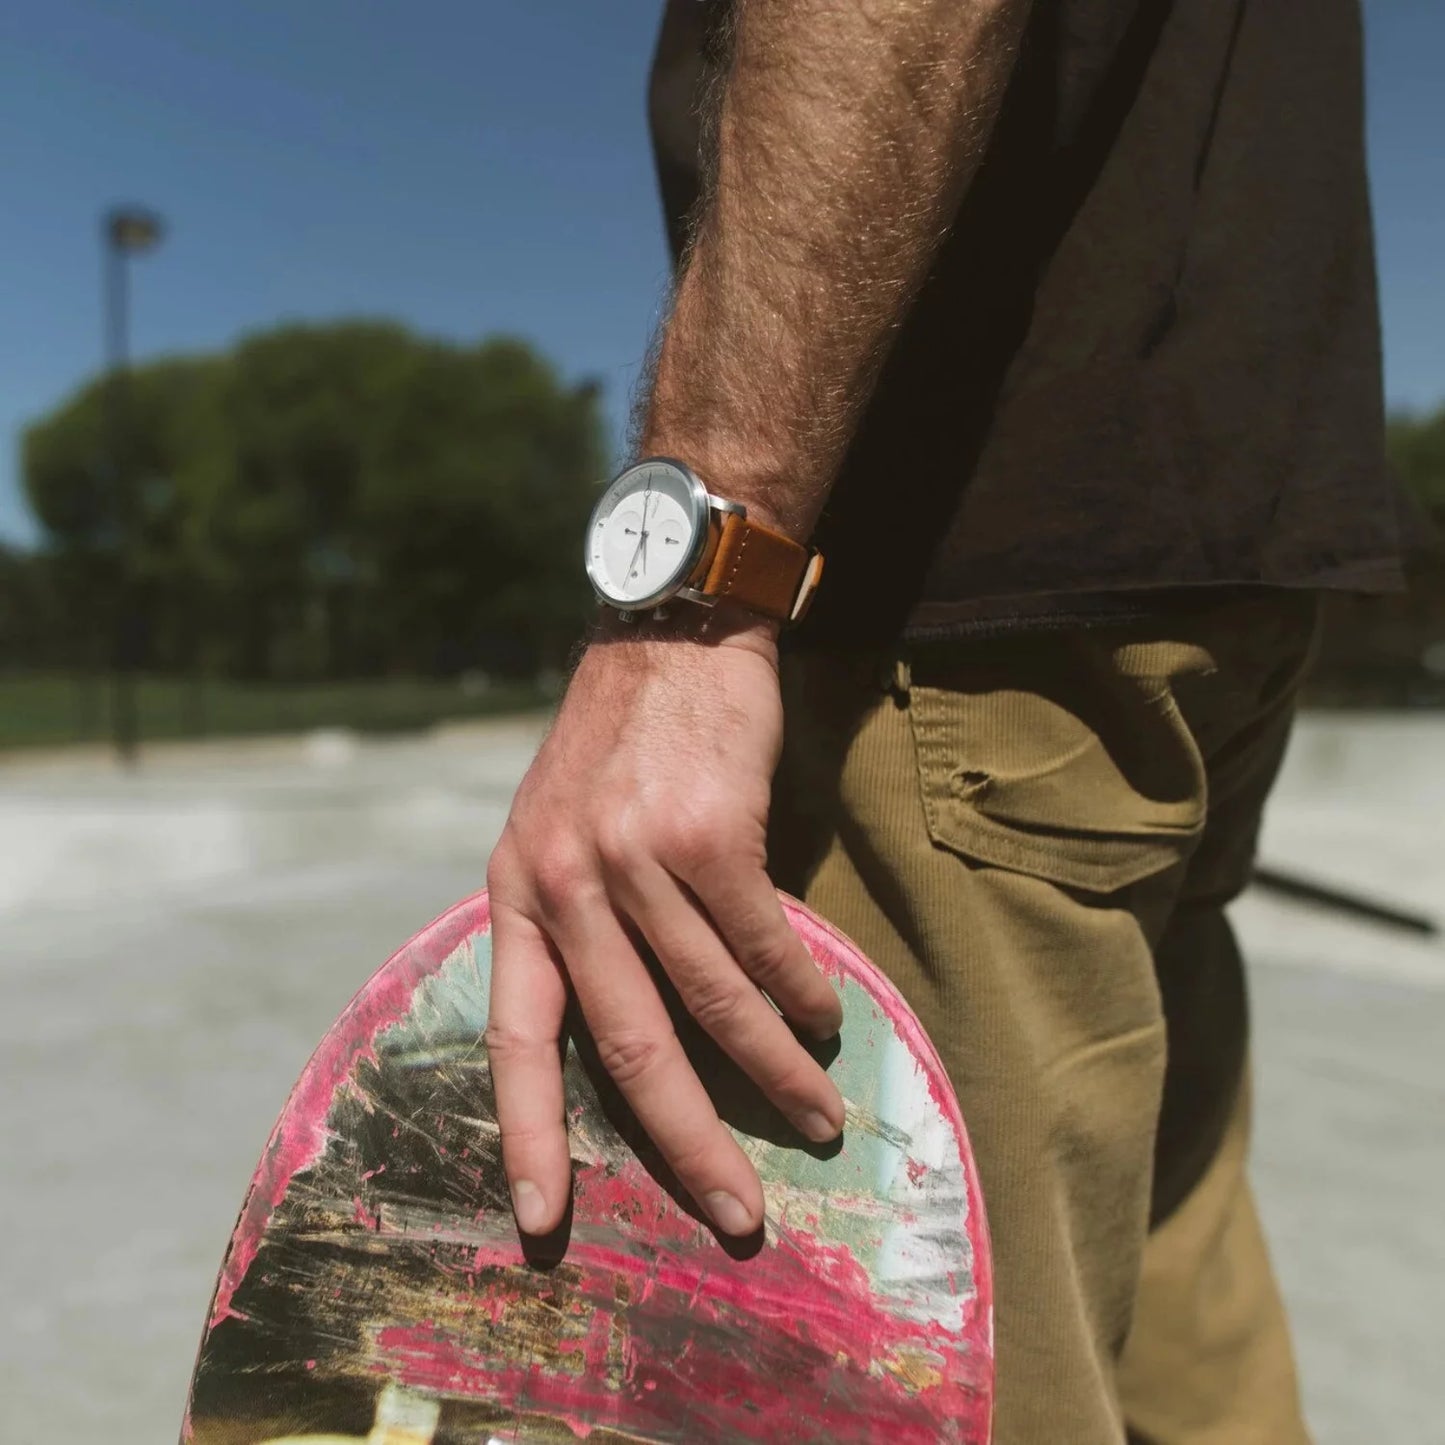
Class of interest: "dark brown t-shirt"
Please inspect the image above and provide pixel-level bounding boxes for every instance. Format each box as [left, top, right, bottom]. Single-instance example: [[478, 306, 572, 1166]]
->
[[649, 0, 1408, 643]]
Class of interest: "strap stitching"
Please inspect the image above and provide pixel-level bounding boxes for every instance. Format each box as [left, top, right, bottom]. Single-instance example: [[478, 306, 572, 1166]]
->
[[721, 524, 750, 596]]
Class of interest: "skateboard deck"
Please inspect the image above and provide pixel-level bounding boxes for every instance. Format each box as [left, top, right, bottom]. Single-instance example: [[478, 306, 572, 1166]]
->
[[182, 890, 993, 1443]]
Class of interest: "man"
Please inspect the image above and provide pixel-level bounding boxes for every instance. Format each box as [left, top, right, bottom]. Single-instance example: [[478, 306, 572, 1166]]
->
[[485, 2, 1405, 1441]]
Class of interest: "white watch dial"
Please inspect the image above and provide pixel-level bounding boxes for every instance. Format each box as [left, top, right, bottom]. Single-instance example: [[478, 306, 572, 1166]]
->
[[585, 460, 707, 609]]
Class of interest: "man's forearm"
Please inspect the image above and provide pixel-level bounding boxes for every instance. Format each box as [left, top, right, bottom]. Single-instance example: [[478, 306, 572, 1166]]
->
[[639, 0, 1031, 538]]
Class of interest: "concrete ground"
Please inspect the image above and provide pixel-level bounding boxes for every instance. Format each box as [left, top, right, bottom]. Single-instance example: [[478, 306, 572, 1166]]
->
[[0, 712, 1440, 1444]]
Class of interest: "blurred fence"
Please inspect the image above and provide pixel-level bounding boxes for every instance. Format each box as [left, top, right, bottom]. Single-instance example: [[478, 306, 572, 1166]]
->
[[0, 671, 555, 753], [5, 326, 1442, 751]]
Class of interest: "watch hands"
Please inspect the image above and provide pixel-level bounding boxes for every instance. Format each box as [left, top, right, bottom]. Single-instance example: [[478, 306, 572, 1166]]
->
[[623, 485, 652, 584], [638, 490, 656, 575]]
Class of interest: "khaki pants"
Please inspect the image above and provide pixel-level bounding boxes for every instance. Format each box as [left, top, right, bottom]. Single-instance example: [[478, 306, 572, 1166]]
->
[[769, 593, 1318, 1445]]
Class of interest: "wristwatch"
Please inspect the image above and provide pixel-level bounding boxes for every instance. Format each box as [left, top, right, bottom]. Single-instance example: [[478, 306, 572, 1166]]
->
[[584, 458, 824, 624]]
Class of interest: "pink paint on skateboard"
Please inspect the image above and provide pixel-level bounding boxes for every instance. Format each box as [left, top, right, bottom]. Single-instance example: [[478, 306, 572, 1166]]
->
[[182, 891, 993, 1443]]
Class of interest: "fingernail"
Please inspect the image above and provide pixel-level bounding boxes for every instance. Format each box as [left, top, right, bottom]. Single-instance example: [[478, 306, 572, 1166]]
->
[[798, 1109, 841, 1144], [510, 1179, 549, 1234], [704, 1190, 756, 1236], [806, 1011, 843, 1042]]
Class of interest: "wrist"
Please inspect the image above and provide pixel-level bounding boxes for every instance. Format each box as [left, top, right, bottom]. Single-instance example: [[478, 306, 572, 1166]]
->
[[589, 603, 781, 662]]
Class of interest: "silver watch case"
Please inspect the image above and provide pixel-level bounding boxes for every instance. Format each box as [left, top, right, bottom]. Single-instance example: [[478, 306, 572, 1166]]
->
[[584, 457, 745, 614]]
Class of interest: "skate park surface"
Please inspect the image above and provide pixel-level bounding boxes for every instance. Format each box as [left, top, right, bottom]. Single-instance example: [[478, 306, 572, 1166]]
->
[[1, 711, 1440, 1444]]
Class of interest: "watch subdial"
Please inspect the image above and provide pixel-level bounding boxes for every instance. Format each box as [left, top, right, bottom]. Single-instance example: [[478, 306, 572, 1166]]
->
[[603, 505, 646, 590], [651, 518, 690, 590]]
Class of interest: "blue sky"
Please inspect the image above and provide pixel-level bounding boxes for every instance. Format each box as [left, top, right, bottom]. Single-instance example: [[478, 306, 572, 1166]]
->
[[1, 0, 1441, 544]]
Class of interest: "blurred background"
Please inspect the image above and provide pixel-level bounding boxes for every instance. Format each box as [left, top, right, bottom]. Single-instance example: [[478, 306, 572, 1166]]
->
[[0, 2, 1440, 1443]]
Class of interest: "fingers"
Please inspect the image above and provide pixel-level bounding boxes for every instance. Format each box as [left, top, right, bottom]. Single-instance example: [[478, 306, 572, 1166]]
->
[[677, 850, 843, 1042], [489, 790, 844, 1242], [485, 896, 571, 1236], [490, 841, 770, 1239], [544, 897, 768, 1236], [610, 861, 844, 1144]]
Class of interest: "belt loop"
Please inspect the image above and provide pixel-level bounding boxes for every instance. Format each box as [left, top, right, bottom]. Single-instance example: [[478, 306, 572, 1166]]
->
[[873, 652, 911, 697]]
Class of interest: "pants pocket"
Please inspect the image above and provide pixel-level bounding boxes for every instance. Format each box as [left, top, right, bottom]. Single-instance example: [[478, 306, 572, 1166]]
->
[[908, 654, 1208, 894]]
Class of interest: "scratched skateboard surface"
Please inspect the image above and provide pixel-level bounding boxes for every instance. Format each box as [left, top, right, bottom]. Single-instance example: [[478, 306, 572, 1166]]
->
[[183, 891, 993, 1444]]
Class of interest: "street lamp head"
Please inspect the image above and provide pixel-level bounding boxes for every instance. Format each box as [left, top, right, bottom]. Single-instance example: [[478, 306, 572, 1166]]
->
[[105, 206, 165, 254]]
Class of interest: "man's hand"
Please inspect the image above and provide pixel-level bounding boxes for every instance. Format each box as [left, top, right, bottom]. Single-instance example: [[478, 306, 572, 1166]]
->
[[487, 0, 1028, 1239], [486, 620, 845, 1238]]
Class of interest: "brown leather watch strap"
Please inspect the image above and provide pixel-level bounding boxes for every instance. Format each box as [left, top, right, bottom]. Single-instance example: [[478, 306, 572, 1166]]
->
[[694, 510, 824, 624]]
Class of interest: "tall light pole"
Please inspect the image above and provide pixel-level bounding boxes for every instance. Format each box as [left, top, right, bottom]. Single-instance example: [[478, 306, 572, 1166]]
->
[[102, 205, 164, 763]]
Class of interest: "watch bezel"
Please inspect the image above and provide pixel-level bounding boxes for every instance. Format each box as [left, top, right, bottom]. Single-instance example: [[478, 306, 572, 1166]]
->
[[585, 457, 711, 612]]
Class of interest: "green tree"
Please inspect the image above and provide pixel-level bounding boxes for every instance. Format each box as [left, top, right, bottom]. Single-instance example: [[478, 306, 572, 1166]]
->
[[1305, 406, 1445, 707], [1387, 406, 1445, 524], [359, 336, 604, 674], [21, 322, 607, 681], [22, 354, 226, 676]]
